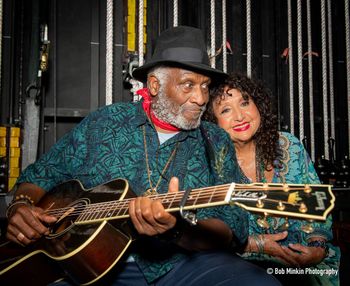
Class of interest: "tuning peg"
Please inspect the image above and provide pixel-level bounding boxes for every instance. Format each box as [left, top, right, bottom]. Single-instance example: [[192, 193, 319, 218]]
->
[[299, 202, 307, 213], [256, 199, 264, 208], [301, 222, 314, 234], [283, 184, 289, 192], [277, 201, 285, 211], [304, 184, 312, 194], [280, 218, 289, 230], [257, 213, 270, 229]]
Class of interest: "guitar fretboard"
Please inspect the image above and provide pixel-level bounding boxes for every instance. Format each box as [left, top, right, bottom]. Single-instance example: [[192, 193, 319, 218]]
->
[[44, 182, 334, 223], [49, 184, 234, 224]]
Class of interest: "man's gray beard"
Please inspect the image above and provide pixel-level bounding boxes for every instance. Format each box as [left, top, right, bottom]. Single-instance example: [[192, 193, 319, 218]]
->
[[151, 89, 205, 130]]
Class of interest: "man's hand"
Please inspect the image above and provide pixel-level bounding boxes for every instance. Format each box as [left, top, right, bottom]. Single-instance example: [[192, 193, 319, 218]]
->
[[7, 204, 57, 245], [129, 177, 234, 252], [129, 177, 179, 236]]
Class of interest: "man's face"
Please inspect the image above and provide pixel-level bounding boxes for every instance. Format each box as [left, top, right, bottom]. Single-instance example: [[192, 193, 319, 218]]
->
[[151, 67, 211, 130]]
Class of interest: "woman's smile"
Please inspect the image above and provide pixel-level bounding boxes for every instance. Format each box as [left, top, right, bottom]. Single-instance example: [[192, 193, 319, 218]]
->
[[233, 122, 250, 132]]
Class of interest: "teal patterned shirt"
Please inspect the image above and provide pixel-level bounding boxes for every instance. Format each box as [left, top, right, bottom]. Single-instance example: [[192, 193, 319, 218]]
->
[[241, 132, 340, 286], [18, 101, 248, 283]]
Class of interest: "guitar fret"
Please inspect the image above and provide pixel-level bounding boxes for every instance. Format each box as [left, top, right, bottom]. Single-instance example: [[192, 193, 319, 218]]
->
[[193, 190, 200, 206], [193, 190, 208, 205], [121, 202, 129, 216], [106, 203, 117, 217], [77, 206, 90, 222], [168, 193, 177, 209], [85, 207, 95, 221], [90, 205, 102, 220], [101, 204, 113, 218], [100, 204, 111, 218], [208, 187, 215, 204], [94, 207, 102, 220], [105, 202, 117, 218], [189, 193, 197, 207], [88, 207, 98, 220], [114, 201, 124, 216], [161, 193, 173, 209]]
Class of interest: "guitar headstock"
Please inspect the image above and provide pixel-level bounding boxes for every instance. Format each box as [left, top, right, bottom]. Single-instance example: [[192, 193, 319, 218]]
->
[[230, 183, 335, 221]]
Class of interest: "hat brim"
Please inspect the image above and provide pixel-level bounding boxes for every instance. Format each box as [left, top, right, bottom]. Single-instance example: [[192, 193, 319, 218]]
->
[[132, 60, 227, 83]]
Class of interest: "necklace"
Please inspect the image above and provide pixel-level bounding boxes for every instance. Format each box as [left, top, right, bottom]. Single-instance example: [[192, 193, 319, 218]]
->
[[142, 125, 179, 195], [255, 150, 265, 182], [255, 151, 266, 183]]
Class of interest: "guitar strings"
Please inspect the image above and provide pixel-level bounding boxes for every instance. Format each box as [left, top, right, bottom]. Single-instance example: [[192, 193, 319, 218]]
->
[[43, 185, 308, 218], [44, 187, 231, 218], [43, 184, 312, 221]]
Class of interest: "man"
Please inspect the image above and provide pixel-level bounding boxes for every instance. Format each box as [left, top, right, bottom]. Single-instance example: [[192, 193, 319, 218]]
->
[[5, 26, 279, 285]]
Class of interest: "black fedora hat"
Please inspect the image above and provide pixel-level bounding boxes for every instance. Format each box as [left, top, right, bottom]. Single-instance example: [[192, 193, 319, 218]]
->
[[132, 26, 227, 82]]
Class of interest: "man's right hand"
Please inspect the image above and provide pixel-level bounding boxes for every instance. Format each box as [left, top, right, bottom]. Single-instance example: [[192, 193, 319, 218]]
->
[[6, 183, 58, 246], [7, 204, 57, 245]]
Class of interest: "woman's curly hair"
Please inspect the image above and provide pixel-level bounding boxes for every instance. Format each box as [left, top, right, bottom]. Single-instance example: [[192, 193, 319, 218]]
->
[[204, 73, 280, 171]]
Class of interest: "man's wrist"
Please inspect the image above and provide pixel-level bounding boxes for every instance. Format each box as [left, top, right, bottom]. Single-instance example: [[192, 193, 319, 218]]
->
[[230, 231, 249, 253], [160, 218, 186, 244], [6, 194, 34, 218]]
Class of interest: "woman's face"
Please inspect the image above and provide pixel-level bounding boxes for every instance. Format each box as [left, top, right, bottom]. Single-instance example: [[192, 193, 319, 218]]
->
[[213, 87, 261, 144]]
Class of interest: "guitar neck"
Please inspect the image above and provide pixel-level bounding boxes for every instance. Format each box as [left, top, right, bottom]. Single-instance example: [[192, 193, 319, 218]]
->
[[45, 182, 335, 224], [54, 184, 235, 225]]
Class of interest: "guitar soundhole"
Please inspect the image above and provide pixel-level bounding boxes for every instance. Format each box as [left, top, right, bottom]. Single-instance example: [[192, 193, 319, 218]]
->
[[47, 199, 89, 239]]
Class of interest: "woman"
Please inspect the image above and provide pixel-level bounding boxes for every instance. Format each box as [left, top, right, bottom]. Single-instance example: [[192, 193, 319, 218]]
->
[[204, 73, 340, 286]]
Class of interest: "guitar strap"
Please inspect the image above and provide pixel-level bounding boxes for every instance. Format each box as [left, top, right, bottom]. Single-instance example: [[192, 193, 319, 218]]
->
[[199, 125, 217, 185]]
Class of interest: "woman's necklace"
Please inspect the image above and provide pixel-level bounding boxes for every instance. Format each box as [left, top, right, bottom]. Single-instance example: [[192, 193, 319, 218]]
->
[[255, 150, 266, 183], [142, 125, 179, 195]]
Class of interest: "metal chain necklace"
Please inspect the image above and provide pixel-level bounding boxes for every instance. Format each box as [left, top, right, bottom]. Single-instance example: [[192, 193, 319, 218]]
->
[[142, 125, 179, 196], [255, 149, 266, 183]]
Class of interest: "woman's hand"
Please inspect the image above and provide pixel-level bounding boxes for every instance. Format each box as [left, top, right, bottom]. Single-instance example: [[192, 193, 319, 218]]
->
[[282, 242, 326, 267], [246, 231, 326, 267], [247, 231, 300, 266]]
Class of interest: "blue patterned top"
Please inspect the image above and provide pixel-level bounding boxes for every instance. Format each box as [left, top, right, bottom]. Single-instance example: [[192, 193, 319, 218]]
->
[[17, 101, 248, 283], [241, 132, 340, 286]]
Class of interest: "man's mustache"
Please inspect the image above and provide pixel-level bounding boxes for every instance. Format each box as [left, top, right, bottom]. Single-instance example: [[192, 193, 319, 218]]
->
[[180, 105, 207, 113]]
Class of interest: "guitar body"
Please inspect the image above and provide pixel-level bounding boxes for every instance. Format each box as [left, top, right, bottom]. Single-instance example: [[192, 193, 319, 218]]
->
[[0, 179, 133, 286]]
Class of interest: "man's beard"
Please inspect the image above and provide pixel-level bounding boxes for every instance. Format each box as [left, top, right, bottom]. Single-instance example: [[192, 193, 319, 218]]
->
[[151, 89, 206, 130]]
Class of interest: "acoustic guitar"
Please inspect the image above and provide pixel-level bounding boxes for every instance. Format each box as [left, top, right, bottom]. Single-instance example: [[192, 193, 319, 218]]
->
[[0, 179, 335, 285]]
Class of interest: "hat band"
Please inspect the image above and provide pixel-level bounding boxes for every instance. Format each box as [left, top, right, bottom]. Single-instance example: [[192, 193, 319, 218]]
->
[[161, 47, 207, 64]]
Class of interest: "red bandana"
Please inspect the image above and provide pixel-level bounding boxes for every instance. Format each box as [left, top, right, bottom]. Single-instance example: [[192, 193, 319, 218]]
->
[[136, 88, 180, 132]]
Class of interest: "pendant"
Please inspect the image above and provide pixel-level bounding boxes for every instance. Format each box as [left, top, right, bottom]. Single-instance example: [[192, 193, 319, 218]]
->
[[256, 216, 270, 229], [144, 188, 157, 196], [301, 223, 314, 234], [280, 218, 290, 231]]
